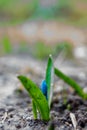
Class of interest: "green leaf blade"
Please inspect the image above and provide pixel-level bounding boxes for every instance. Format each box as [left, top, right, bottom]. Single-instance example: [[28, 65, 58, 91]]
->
[[46, 55, 54, 108], [54, 67, 87, 99], [32, 100, 37, 119], [18, 75, 50, 121]]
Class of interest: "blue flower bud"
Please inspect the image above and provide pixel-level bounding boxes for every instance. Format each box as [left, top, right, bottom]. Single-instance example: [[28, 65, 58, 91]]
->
[[40, 80, 47, 100]]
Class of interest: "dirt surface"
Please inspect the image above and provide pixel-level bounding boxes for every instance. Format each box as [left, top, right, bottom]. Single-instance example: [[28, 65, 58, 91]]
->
[[0, 55, 87, 130], [0, 89, 87, 130]]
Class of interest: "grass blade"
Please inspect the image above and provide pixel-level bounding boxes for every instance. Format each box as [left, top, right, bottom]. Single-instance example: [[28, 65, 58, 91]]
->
[[18, 75, 50, 121], [54, 67, 87, 99], [46, 55, 54, 107], [32, 100, 37, 119]]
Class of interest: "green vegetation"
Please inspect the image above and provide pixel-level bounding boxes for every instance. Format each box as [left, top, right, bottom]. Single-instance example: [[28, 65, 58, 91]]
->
[[54, 67, 87, 99], [0, 39, 73, 58], [31, 0, 87, 27], [32, 41, 73, 60], [55, 42, 73, 58], [32, 100, 38, 119], [0, 0, 87, 27], [2, 36, 12, 53], [18, 55, 87, 121], [33, 42, 56, 59], [18, 75, 50, 121], [46, 55, 54, 107], [55, 0, 87, 27], [0, 0, 39, 25], [0, 36, 12, 55], [48, 122, 55, 130], [18, 55, 54, 120]]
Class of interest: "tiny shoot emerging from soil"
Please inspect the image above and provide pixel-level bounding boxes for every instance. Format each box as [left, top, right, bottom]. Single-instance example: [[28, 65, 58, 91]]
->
[[18, 55, 54, 121], [18, 76, 50, 121], [18, 55, 87, 122]]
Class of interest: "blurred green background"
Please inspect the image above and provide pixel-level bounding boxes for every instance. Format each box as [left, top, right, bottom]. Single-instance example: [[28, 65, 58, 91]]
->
[[0, 0, 87, 26], [0, 0, 87, 59]]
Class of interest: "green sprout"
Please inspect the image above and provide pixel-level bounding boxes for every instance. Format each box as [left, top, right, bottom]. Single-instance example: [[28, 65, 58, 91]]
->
[[54, 67, 87, 99], [46, 55, 54, 108], [18, 55, 87, 122], [18, 76, 50, 121], [18, 55, 54, 121]]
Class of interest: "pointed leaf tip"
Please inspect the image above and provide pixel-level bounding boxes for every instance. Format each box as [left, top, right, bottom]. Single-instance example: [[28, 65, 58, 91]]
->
[[46, 55, 54, 108]]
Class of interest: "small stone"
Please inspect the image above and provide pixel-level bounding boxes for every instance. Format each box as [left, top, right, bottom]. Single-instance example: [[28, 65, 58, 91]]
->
[[78, 118, 85, 128], [15, 123, 22, 129]]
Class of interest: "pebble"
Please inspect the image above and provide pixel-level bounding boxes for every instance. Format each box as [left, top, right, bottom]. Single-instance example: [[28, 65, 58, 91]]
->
[[15, 123, 22, 129]]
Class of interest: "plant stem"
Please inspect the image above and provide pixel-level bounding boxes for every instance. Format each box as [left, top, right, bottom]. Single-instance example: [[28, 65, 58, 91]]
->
[[32, 100, 37, 119]]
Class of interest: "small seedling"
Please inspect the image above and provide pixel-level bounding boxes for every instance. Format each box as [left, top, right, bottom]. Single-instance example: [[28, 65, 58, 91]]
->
[[18, 55, 54, 121], [18, 76, 50, 121], [18, 54, 87, 122]]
